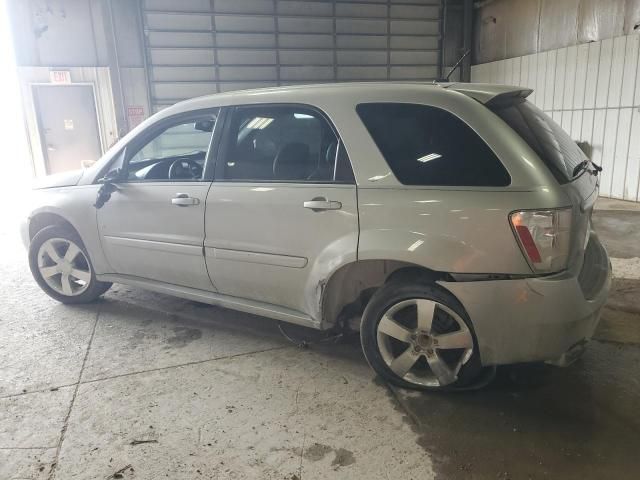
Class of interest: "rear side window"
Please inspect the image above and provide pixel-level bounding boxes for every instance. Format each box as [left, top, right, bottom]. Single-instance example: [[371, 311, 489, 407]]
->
[[219, 105, 354, 183], [490, 100, 586, 184], [356, 103, 510, 187]]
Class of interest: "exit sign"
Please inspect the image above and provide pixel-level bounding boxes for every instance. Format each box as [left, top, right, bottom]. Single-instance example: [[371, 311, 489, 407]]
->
[[49, 70, 71, 84]]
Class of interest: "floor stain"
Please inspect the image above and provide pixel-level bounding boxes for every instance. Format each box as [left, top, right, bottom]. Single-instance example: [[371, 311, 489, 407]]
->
[[330, 448, 356, 468], [164, 326, 202, 348], [593, 278, 640, 344], [303, 443, 333, 461], [290, 442, 356, 467], [393, 342, 640, 480]]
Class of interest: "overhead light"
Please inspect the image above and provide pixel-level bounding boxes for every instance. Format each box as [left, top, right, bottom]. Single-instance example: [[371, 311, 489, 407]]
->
[[417, 153, 442, 163], [368, 172, 392, 182], [407, 240, 424, 252], [246, 117, 274, 129], [294, 113, 314, 119]]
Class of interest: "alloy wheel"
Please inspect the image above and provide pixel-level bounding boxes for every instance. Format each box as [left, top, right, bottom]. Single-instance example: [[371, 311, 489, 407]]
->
[[37, 238, 92, 296], [376, 298, 474, 388]]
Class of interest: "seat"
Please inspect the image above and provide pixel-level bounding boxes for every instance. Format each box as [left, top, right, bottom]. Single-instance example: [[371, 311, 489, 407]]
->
[[272, 142, 314, 181]]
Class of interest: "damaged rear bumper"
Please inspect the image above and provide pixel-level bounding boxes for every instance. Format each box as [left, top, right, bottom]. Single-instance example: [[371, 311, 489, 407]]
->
[[438, 236, 611, 367]]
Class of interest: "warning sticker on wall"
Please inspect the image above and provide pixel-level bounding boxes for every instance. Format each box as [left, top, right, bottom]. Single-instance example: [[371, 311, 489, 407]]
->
[[127, 106, 145, 129], [64, 119, 74, 130]]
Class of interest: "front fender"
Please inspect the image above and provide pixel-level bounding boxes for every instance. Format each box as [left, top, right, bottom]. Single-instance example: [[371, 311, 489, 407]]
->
[[26, 185, 112, 274]]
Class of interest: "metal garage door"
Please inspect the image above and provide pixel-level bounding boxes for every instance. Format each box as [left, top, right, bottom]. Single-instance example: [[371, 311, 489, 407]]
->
[[142, 0, 442, 111]]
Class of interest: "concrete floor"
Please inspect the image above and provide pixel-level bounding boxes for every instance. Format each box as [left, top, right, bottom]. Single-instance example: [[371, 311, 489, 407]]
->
[[1, 199, 639, 480]]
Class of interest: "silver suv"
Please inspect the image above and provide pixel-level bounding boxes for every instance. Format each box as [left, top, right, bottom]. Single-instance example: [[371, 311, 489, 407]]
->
[[22, 83, 611, 391]]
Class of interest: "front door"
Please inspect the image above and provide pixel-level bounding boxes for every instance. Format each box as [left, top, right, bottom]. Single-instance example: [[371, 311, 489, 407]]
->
[[205, 105, 359, 317], [33, 85, 102, 174], [97, 111, 220, 291]]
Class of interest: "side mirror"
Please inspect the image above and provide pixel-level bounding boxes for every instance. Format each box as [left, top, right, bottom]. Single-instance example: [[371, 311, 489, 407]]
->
[[98, 168, 124, 184], [95, 169, 123, 209], [194, 120, 214, 132]]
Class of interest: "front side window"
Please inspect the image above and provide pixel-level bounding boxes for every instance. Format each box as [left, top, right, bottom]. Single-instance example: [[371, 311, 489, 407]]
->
[[125, 111, 218, 182], [356, 103, 511, 187], [220, 105, 354, 183]]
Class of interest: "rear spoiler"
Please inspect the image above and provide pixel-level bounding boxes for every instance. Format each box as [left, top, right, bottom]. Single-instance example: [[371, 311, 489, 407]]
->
[[443, 83, 533, 107]]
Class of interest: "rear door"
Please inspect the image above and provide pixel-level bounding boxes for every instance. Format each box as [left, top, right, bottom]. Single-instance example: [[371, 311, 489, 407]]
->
[[204, 104, 358, 316]]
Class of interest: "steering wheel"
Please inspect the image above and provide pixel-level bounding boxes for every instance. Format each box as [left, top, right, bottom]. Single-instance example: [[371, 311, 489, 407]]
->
[[168, 158, 202, 180]]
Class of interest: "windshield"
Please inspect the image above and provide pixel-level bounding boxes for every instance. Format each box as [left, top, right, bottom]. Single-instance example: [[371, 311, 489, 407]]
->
[[490, 100, 588, 184]]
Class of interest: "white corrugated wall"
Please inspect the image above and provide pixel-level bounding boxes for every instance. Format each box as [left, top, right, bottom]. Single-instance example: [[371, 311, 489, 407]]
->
[[471, 34, 640, 202]]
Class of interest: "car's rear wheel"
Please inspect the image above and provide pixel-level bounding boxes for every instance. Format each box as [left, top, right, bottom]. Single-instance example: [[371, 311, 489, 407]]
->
[[29, 225, 112, 304], [360, 280, 481, 391]]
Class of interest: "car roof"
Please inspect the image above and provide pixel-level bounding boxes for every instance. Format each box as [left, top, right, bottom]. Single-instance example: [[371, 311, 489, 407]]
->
[[164, 81, 531, 115]]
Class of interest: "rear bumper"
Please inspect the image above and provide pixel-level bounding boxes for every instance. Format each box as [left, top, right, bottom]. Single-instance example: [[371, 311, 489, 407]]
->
[[439, 235, 611, 366]]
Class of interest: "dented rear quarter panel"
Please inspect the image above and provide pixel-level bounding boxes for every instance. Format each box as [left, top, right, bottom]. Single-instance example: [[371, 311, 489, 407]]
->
[[357, 187, 566, 275]]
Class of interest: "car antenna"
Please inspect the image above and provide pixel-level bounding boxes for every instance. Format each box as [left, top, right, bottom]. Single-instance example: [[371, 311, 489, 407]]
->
[[434, 49, 471, 84]]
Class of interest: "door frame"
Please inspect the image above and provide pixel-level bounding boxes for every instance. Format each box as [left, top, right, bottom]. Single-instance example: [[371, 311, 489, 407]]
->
[[94, 106, 225, 184], [94, 107, 225, 289], [31, 82, 105, 175], [16, 66, 119, 178], [213, 103, 355, 184]]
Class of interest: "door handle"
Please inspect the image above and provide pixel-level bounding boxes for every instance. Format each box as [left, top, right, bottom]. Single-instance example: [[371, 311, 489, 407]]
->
[[171, 193, 200, 207], [303, 197, 342, 212]]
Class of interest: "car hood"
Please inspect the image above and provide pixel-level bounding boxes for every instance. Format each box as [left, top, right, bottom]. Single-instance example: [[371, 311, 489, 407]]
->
[[33, 169, 85, 189]]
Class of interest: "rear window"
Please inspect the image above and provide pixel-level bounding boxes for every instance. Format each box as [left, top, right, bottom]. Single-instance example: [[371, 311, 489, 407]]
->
[[490, 99, 587, 184], [356, 103, 510, 187]]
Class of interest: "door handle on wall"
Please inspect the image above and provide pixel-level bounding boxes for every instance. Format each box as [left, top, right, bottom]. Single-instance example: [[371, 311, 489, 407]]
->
[[303, 197, 342, 212], [171, 193, 200, 206]]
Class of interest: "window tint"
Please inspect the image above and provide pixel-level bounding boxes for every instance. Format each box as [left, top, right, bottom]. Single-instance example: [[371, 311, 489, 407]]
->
[[356, 103, 510, 187], [221, 105, 353, 183], [490, 100, 586, 184], [125, 112, 218, 182]]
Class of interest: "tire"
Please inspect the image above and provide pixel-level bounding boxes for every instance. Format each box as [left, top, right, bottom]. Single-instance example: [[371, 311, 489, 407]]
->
[[28, 225, 112, 304], [360, 280, 481, 391]]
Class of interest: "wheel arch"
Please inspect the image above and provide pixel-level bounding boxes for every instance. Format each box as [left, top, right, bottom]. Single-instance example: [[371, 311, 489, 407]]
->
[[29, 211, 80, 242], [26, 205, 112, 275], [319, 259, 452, 329]]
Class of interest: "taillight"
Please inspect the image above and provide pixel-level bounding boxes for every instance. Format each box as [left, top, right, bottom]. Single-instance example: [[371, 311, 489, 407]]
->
[[509, 208, 572, 273]]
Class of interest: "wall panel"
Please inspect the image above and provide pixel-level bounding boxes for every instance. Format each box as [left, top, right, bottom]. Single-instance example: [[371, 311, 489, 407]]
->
[[142, 0, 442, 109], [626, 110, 640, 201], [472, 32, 640, 201], [474, 0, 635, 63]]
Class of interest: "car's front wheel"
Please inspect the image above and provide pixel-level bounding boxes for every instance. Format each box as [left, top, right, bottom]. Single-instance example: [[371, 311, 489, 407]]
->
[[28, 225, 112, 304], [360, 280, 481, 391]]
